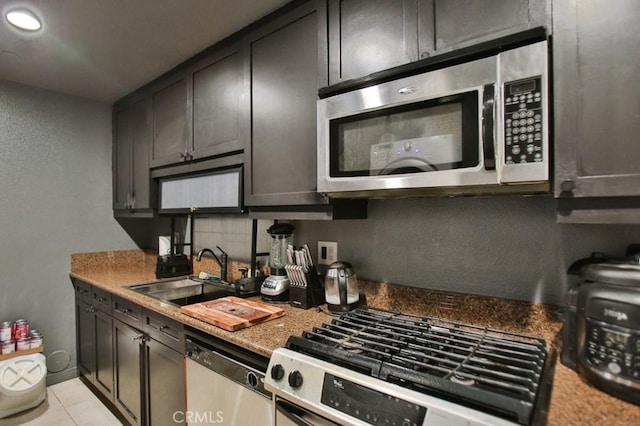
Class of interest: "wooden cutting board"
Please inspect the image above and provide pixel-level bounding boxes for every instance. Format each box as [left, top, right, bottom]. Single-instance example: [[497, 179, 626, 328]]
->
[[180, 296, 285, 331]]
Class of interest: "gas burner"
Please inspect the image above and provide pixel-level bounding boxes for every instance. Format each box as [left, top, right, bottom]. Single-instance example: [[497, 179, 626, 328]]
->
[[339, 341, 364, 353], [451, 374, 476, 386], [280, 306, 552, 425]]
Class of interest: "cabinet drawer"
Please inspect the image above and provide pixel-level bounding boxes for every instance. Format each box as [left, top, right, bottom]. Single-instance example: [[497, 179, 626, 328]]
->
[[91, 287, 112, 314], [143, 309, 184, 353], [73, 279, 92, 303], [112, 296, 143, 329]]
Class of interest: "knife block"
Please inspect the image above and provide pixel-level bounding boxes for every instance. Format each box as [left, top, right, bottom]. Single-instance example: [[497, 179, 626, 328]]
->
[[288, 266, 325, 309]]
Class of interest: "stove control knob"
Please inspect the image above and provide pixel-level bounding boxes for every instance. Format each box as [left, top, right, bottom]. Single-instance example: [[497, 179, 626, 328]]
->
[[288, 370, 303, 388], [270, 364, 285, 381]]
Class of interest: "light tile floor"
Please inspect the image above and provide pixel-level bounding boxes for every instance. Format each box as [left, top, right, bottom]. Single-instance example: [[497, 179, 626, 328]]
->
[[0, 378, 122, 425]]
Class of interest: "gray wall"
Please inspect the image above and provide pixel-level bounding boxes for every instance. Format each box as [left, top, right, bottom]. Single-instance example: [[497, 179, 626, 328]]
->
[[293, 196, 640, 305], [0, 80, 138, 382]]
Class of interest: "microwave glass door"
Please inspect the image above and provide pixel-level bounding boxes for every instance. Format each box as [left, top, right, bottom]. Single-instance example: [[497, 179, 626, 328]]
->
[[329, 91, 479, 177]]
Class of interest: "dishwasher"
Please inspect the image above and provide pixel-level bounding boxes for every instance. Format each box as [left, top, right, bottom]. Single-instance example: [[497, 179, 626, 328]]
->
[[184, 327, 273, 426]]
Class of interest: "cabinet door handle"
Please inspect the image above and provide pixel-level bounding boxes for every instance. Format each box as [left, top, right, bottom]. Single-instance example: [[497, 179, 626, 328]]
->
[[132, 333, 145, 343], [159, 325, 179, 341], [115, 307, 134, 318]]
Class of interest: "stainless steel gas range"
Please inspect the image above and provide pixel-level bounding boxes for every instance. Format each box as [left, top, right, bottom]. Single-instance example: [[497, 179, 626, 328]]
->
[[265, 307, 553, 426]]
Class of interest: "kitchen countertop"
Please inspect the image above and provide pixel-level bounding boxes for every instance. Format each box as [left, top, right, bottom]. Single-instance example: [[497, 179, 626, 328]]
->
[[70, 249, 640, 425]]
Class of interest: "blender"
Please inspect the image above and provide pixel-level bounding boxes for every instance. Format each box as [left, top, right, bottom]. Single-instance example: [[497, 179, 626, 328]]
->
[[260, 223, 295, 302]]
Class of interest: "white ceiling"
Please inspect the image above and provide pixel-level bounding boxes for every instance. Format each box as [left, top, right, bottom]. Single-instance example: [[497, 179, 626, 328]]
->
[[0, 0, 290, 102]]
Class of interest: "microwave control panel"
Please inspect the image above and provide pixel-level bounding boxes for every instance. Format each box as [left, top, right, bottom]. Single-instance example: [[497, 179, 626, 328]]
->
[[503, 77, 543, 165]]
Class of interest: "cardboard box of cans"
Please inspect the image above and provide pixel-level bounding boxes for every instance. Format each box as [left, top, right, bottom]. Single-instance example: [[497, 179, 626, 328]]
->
[[0, 319, 44, 360]]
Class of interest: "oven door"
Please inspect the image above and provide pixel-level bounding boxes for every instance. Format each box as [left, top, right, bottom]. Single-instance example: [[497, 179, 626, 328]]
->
[[275, 398, 339, 426]]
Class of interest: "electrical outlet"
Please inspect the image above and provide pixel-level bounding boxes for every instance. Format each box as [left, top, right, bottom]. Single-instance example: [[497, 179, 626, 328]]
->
[[318, 241, 338, 265]]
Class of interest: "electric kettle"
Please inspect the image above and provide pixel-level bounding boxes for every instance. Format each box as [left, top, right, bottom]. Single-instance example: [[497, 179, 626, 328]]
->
[[324, 261, 359, 312]]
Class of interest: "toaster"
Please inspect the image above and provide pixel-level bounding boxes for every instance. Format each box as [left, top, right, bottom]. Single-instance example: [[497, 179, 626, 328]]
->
[[562, 258, 640, 405]]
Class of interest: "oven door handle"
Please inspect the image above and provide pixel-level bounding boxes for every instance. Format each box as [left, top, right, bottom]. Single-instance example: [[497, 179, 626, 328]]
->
[[482, 83, 496, 171], [276, 400, 315, 426]]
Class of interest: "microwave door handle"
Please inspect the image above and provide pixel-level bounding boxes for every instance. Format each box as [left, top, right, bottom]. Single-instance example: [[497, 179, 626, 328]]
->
[[482, 84, 496, 171]]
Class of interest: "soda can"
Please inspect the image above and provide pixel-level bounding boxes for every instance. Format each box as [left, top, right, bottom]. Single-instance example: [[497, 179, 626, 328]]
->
[[1, 340, 15, 354], [16, 338, 30, 351], [29, 335, 43, 349], [0, 322, 12, 342], [13, 320, 29, 340]]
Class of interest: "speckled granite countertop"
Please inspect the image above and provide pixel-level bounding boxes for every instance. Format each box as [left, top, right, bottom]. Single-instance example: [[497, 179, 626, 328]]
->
[[70, 250, 640, 425]]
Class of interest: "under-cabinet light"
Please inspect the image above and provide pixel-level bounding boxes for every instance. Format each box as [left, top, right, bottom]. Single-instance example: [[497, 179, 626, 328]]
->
[[5, 8, 41, 31]]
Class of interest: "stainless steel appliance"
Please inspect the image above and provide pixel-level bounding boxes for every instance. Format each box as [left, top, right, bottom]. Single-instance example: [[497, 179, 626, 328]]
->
[[324, 261, 359, 313], [185, 328, 273, 425], [317, 30, 550, 198], [266, 307, 552, 425], [262, 223, 295, 302], [562, 259, 640, 406]]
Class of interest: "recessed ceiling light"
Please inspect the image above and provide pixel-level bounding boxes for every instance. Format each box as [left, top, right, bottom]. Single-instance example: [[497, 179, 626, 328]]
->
[[5, 8, 42, 31]]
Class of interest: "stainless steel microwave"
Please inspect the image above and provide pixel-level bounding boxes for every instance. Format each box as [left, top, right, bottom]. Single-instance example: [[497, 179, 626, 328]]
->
[[317, 38, 550, 198]]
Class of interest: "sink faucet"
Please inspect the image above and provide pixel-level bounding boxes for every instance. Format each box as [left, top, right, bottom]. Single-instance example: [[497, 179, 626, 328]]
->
[[196, 246, 228, 282]]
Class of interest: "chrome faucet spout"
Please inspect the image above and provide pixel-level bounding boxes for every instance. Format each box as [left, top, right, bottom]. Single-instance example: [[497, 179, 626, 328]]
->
[[196, 247, 228, 282]]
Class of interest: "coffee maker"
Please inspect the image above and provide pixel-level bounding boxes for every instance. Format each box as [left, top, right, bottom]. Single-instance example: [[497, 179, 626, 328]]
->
[[261, 223, 295, 302]]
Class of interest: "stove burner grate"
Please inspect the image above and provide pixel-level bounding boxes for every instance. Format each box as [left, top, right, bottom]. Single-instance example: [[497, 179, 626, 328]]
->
[[286, 307, 549, 425]]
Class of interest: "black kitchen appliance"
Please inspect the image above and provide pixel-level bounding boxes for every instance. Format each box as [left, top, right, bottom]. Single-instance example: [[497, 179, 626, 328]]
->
[[266, 307, 553, 425], [155, 254, 193, 279], [155, 215, 195, 279], [562, 255, 640, 406]]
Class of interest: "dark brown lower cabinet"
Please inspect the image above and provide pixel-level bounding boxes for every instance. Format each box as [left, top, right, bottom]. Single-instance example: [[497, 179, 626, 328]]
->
[[74, 278, 186, 426], [145, 338, 186, 425], [113, 318, 187, 426], [114, 319, 144, 426], [75, 299, 114, 402]]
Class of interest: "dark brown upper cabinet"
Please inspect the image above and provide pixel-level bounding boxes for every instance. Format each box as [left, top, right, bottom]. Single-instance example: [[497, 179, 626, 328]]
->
[[554, 0, 640, 223], [149, 73, 190, 168], [328, 0, 550, 85], [430, 0, 550, 55], [328, 0, 419, 84], [113, 97, 154, 215], [149, 44, 245, 169], [191, 42, 246, 161], [242, 0, 329, 208]]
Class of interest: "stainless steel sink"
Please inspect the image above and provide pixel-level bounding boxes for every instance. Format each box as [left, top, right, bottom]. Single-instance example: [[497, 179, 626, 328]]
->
[[127, 277, 237, 306]]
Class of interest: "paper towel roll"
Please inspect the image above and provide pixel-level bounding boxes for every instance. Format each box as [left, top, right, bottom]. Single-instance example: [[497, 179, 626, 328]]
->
[[159, 236, 171, 255]]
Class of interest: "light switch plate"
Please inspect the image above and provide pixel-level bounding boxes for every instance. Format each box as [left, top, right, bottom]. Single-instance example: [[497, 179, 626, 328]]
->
[[318, 241, 338, 265]]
